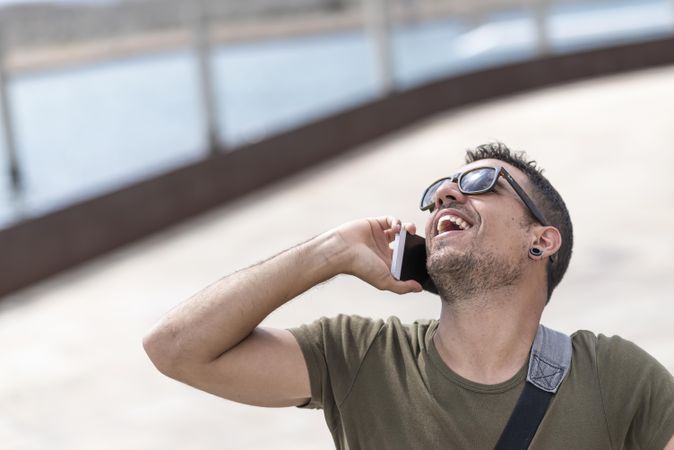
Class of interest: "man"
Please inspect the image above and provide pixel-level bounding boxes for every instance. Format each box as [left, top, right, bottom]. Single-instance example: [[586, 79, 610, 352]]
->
[[144, 143, 674, 449]]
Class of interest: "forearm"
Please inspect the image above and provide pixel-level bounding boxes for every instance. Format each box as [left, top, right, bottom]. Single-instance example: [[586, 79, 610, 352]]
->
[[143, 216, 420, 403], [143, 230, 346, 370]]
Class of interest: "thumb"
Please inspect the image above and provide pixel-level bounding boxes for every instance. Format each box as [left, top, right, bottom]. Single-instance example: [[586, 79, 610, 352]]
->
[[385, 278, 424, 295]]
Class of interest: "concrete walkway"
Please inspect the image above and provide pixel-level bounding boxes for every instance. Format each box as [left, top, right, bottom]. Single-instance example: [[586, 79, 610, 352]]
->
[[1, 65, 673, 450]]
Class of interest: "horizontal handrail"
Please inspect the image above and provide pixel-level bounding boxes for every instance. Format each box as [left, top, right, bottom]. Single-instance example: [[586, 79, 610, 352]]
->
[[1, 35, 674, 299]]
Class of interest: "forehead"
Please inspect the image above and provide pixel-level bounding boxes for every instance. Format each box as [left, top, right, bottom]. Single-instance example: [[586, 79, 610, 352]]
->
[[457, 158, 530, 187]]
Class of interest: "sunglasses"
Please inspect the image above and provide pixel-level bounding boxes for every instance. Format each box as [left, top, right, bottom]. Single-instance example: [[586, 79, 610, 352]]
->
[[419, 166, 550, 227]]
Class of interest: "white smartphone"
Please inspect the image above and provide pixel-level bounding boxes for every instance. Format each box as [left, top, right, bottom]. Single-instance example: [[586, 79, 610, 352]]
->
[[391, 229, 438, 294]]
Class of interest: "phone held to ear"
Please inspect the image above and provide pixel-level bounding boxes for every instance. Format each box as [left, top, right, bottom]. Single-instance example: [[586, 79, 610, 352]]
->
[[391, 229, 438, 295]]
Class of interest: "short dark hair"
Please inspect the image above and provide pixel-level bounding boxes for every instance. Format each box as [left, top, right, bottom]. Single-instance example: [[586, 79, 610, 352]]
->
[[465, 142, 573, 302]]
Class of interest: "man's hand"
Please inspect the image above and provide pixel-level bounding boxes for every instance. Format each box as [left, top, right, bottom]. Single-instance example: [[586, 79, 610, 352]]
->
[[143, 217, 421, 407], [332, 216, 423, 295]]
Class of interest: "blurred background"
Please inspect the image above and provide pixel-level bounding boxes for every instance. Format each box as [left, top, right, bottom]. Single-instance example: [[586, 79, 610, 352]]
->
[[0, 0, 673, 449]]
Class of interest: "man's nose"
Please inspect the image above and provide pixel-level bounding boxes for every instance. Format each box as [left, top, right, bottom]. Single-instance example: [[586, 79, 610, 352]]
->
[[434, 179, 467, 210]]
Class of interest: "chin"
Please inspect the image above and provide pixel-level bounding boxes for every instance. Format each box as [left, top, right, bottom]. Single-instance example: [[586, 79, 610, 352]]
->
[[427, 248, 470, 283], [428, 245, 525, 302], [428, 245, 464, 266]]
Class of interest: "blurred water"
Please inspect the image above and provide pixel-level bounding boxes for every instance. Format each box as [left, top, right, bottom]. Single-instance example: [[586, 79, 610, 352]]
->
[[0, 0, 672, 228], [215, 30, 380, 144], [394, 10, 539, 88], [9, 52, 205, 218], [549, 0, 674, 50]]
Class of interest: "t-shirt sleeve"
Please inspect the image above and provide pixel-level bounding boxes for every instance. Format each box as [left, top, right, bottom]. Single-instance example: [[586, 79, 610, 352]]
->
[[596, 334, 674, 449], [288, 315, 385, 413]]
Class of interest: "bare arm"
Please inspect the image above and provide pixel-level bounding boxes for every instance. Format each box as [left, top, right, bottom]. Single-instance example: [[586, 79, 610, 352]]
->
[[665, 434, 674, 450], [143, 217, 421, 407]]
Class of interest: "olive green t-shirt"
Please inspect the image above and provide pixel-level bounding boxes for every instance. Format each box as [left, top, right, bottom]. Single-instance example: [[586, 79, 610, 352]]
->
[[289, 315, 674, 450]]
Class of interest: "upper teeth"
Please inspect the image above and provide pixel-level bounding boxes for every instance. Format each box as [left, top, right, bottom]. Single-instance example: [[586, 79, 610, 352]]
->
[[437, 215, 471, 232]]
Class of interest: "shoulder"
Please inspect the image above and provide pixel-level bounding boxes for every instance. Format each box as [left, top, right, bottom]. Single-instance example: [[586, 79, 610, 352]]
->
[[571, 330, 668, 373], [367, 316, 438, 357], [289, 314, 386, 351], [381, 316, 436, 335], [570, 329, 674, 413], [568, 329, 674, 402], [570, 331, 674, 448], [290, 315, 437, 352]]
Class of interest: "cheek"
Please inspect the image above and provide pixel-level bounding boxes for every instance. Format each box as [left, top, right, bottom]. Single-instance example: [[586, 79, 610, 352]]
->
[[424, 218, 433, 238], [482, 215, 530, 253]]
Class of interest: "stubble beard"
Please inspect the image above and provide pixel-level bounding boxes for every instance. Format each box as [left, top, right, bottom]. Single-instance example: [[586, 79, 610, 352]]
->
[[427, 242, 525, 306]]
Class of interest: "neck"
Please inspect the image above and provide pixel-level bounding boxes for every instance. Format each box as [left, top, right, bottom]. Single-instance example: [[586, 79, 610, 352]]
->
[[433, 283, 544, 385]]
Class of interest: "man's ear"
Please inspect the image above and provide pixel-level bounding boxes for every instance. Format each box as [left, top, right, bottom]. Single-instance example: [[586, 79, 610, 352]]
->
[[534, 226, 562, 258]]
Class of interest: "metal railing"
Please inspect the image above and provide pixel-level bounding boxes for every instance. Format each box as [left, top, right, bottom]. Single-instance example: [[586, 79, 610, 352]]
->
[[192, 0, 222, 155], [2, 0, 674, 298], [0, 0, 672, 219], [0, 31, 21, 197]]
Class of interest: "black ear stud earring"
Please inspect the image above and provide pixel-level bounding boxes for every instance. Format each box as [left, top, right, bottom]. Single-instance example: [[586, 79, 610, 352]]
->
[[529, 247, 543, 257]]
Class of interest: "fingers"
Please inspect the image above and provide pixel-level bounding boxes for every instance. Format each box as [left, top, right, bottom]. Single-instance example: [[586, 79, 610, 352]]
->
[[385, 216, 417, 236], [385, 215, 401, 229], [380, 216, 416, 242], [382, 216, 401, 242], [402, 222, 416, 235]]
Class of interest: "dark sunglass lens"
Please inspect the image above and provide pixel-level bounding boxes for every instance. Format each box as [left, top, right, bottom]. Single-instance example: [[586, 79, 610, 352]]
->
[[422, 178, 448, 209], [460, 167, 497, 193]]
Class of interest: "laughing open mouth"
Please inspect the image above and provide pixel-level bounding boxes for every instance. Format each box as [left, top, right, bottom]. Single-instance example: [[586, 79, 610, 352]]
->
[[436, 214, 472, 234]]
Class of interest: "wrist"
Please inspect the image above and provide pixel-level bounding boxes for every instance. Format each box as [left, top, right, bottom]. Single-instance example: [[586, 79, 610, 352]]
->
[[302, 229, 352, 280]]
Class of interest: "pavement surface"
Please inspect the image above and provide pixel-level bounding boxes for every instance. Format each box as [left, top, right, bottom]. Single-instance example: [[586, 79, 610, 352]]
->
[[1, 64, 673, 450]]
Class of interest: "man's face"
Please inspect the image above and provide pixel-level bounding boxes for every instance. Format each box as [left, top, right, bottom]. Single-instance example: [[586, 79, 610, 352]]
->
[[423, 159, 537, 300]]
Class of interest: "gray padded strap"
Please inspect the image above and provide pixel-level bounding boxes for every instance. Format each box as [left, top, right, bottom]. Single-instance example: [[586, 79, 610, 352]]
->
[[526, 325, 572, 393]]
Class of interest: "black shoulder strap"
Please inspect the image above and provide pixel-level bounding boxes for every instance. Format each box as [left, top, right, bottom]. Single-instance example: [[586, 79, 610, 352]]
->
[[493, 325, 572, 450], [493, 381, 553, 450]]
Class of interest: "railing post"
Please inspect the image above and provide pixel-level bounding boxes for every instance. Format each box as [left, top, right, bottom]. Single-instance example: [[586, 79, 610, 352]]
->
[[533, 0, 550, 56], [364, 0, 395, 95], [0, 30, 22, 195], [192, 0, 222, 155]]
